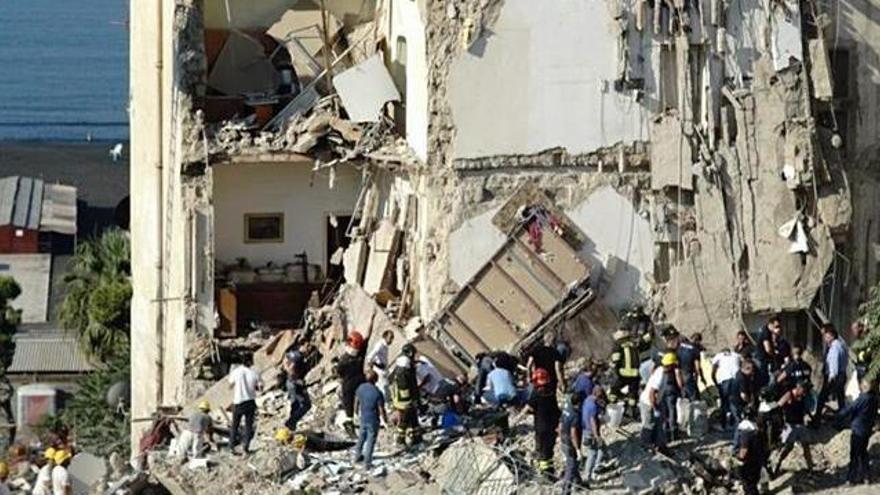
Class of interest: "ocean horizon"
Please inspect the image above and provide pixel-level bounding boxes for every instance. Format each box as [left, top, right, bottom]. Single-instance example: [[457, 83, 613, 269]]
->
[[0, 0, 129, 142]]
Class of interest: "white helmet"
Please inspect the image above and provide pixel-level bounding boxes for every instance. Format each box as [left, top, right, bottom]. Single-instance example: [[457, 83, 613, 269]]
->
[[396, 355, 411, 368]]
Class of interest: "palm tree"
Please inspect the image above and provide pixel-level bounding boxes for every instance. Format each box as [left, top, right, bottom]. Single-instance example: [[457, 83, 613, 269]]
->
[[59, 228, 131, 362]]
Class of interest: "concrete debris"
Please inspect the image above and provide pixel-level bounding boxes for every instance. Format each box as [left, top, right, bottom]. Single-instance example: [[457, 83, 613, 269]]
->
[[332, 54, 402, 123], [650, 113, 694, 191], [69, 452, 108, 494]]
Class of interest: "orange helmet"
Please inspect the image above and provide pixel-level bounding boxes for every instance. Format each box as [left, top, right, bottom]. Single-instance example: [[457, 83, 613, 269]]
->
[[531, 367, 551, 387], [347, 331, 365, 350]]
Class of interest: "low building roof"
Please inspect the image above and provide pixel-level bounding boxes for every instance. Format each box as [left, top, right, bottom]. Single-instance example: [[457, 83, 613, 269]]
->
[[7, 333, 95, 374], [0, 176, 77, 235]]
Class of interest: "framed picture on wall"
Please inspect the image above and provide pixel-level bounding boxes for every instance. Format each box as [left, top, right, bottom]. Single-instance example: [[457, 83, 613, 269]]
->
[[244, 213, 284, 243]]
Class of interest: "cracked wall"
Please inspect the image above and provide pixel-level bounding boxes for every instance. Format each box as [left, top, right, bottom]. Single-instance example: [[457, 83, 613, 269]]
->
[[416, 0, 855, 346]]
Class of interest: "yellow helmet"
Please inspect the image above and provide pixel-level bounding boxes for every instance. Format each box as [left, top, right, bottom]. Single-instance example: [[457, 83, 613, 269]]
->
[[198, 400, 211, 412], [0, 461, 8, 478], [661, 352, 678, 367], [53, 450, 72, 465], [292, 434, 307, 449], [44, 447, 57, 460], [274, 428, 291, 443]]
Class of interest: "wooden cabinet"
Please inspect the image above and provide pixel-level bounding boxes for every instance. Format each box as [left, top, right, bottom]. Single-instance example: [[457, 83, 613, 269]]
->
[[215, 282, 319, 337]]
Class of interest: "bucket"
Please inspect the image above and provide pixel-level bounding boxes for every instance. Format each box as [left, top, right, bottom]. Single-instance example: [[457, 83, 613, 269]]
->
[[607, 403, 625, 428], [676, 398, 691, 428], [689, 400, 708, 436], [639, 403, 652, 429]]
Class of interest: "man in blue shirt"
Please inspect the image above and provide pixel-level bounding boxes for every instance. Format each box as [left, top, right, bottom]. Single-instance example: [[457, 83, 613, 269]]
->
[[353, 370, 387, 469], [571, 360, 596, 397], [560, 391, 585, 495], [817, 325, 848, 420], [837, 380, 878, 485], [483, 362, 517, 407], [581, 385, 606, 487]]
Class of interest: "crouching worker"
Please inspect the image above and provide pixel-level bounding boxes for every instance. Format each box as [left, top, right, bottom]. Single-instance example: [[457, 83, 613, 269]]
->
[[773, 381, 814, 474], [735, 406, 767, 495], [175, 401, 216, 460], [390, 355, 421, 446], [353, 370, 387, 469], [560, 391, 585, 495], [525, 368, 560, 477]]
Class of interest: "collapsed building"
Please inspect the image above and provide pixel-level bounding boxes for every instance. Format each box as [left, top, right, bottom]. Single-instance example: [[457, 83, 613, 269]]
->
[[129, 0, 880, 465]]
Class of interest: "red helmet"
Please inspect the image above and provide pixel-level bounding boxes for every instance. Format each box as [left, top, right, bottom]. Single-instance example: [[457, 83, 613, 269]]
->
[[347, 331, 365, 350], [531, 367, 551, 387]]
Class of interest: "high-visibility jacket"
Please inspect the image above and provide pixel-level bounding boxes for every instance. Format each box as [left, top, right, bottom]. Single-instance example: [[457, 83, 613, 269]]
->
[[390, 367, 418, 409], [611, 342, 640, 378]]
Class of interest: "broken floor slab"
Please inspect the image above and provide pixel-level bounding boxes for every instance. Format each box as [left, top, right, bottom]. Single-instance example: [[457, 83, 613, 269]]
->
[[332, 54, 401, 122]]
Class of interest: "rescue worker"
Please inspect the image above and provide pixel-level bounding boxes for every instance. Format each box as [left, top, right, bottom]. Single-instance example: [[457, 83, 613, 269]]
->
[[52, 449, 72, 495], [582, 385, 607, 487], [640, 353, 672, 455], [755, 316, 782, 379], [837, 379, 878, 485], [711, 346, 741, 430], [677, 333, 705, 400], [571, 360, 597, 397], [775, 345, 812, 393], [366, 329, 395, 397], [336, 328, 371, 437], [353, 370, 387, 469], [283, 350, 311, 431], [33, 447, 56, 495], [816, 324, 848, 421], [176, 400, 216, 459], [0, 461, 9, 495], [771, 381, 814, 474], [524, 368, 560, 476], [527, 332, 566, 392], [851, 321, 874, 381], [560, 391, 585, 495], [734, 330, 755, 359], [658, 352, 683, 441], [735, 406, 767, 495], [389, 355, 420, 446], [609, 328, 641, 417]]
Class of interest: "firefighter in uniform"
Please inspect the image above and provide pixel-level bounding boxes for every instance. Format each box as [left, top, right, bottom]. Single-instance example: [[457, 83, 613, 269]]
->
[[389, 355, 421, 446], [609, 328, 642, 417]]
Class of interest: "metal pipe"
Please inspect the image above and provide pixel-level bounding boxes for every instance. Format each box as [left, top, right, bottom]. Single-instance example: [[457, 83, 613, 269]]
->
[[154, 0, 166, 406]]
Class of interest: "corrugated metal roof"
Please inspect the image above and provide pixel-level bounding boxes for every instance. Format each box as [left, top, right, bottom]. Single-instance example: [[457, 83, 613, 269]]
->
[[0, 176, 77, 234], [7, 334, 95, 373]]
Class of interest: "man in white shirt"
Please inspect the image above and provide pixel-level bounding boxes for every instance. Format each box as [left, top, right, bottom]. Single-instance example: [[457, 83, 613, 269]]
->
[[51, 450, 72, 495], [228, 356, 262, 454], [711, 347, 742, 430], [33, 448, 55, 495], [366, 330, 395, 397], [416, 356, 445, 396]]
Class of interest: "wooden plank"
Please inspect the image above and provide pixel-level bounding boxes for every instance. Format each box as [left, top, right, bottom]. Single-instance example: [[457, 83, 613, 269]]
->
[[476, 266, 544, 329]]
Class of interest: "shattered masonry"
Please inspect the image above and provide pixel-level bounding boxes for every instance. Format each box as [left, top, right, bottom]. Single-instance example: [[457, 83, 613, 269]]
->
[[130, 0, 880, 462]]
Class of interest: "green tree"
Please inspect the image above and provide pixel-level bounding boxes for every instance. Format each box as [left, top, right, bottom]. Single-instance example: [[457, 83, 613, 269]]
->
[[58, 229, 131, 362], [59, 349, 130, 457], [0, 276, 22, 370]]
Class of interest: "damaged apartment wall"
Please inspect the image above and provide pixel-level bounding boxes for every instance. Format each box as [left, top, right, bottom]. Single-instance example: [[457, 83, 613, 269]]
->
[[416, 0, 855, 345]]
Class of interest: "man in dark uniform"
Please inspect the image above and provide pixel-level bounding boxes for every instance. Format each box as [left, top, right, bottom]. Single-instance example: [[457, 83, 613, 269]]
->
[[609, 328, 641, 417], [737, 405, 768, 495], [525, 368, 561, 476], [560, 391, 585, 495], [773, 381, 814, 474], [838, 380, 879, 485], [775, 345, 812, 392]]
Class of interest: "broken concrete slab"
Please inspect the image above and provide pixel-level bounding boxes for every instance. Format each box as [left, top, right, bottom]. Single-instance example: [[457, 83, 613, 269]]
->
[[809, 39, 833, 101], [769, 0, 804, 72], [436, 439, 516, 494], [208, 31, 280, 96], [332, 54, 401, 122], [650, 113, 694, 191], [69, 452, 108, 495], [448, 206, 505, 286], [185, 330, 296, 415], [342, 238, 368, 285], [361, 219, 401, 297]]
